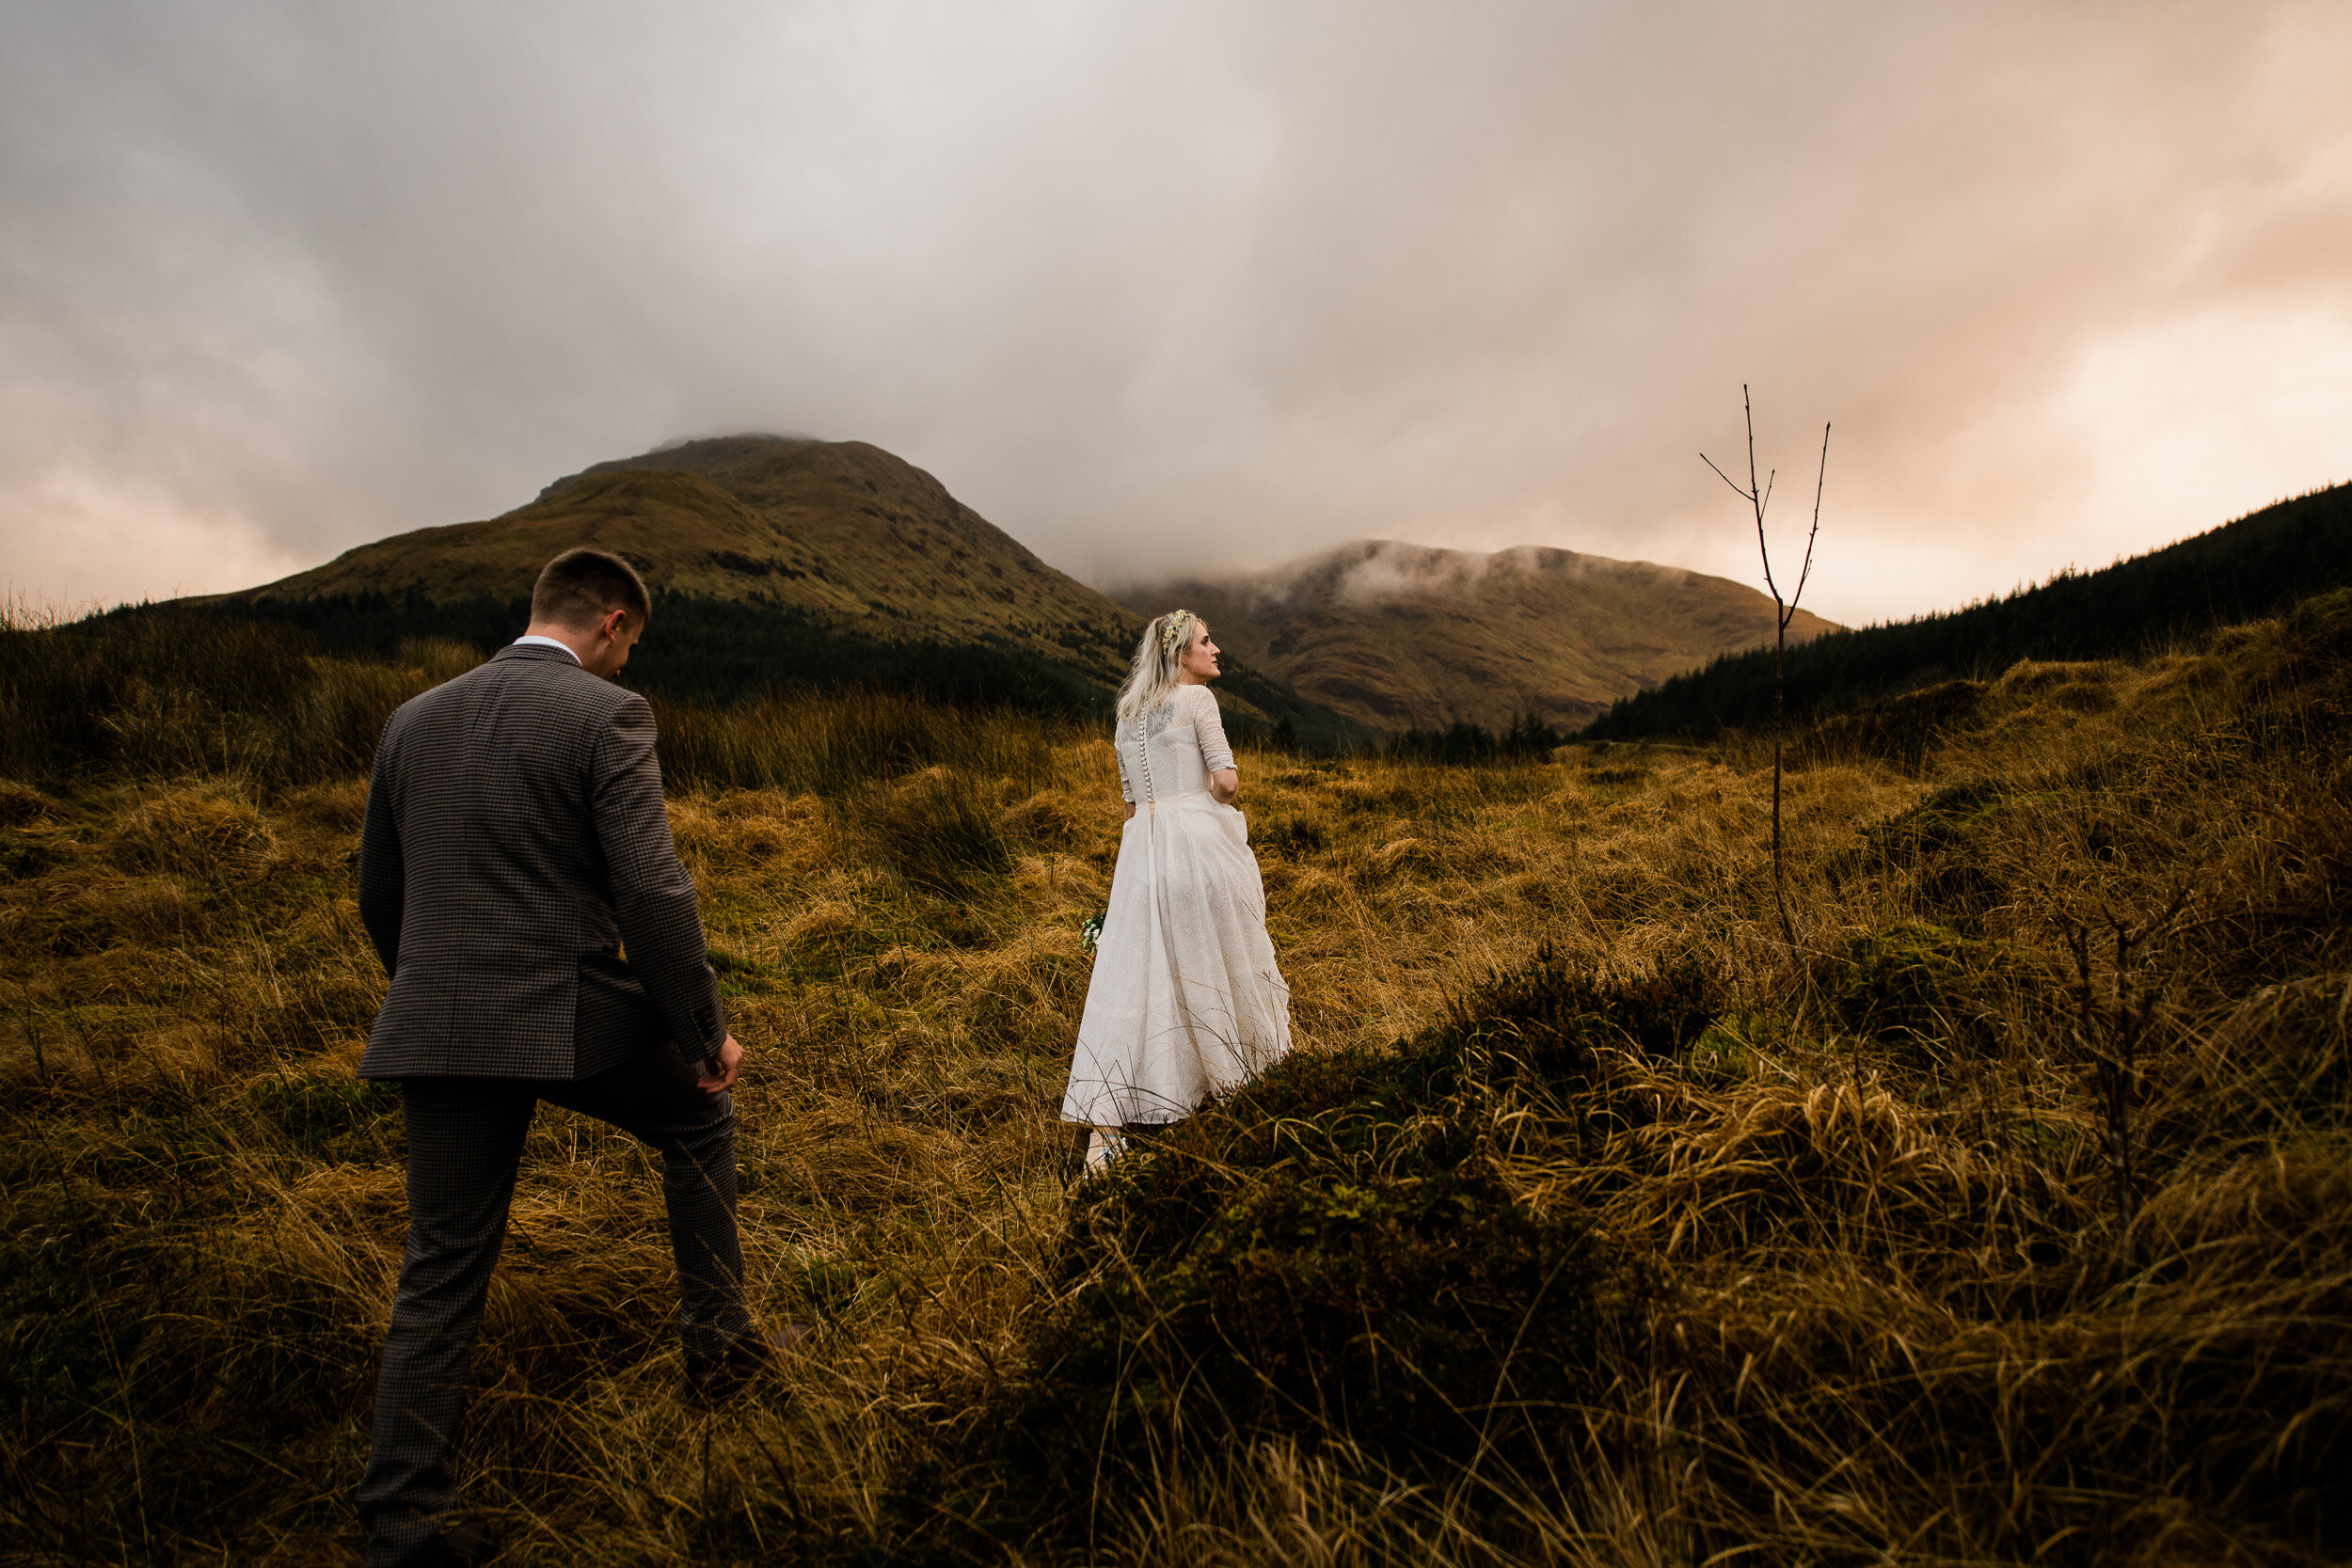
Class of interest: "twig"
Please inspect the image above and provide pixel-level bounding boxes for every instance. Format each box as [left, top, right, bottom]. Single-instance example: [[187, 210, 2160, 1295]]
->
[[18, 980, 46, 1082]]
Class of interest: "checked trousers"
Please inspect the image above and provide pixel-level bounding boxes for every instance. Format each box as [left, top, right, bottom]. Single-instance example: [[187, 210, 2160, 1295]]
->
[[356, 1047, 753, 1567]]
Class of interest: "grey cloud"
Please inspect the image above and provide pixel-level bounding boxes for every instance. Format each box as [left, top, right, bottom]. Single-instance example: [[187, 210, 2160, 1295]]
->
[[4, 0, 2348, 623]]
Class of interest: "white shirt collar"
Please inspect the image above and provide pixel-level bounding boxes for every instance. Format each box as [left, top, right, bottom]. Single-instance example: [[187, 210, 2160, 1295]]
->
[[511, 634, 581, 664]]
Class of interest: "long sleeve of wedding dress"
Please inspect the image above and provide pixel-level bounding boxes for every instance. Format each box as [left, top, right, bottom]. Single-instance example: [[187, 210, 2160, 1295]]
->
[[1184, 686, 1235, 774]]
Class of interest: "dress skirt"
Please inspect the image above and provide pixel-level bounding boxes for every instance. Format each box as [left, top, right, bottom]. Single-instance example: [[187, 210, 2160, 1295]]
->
[[1059, 783, 1293, 1128]]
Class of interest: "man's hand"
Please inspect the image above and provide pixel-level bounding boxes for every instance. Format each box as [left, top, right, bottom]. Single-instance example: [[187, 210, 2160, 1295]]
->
[[697, 1035, 743, 1094]]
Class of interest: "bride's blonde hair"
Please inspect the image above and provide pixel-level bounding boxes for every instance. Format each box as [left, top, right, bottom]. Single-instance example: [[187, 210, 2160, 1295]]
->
[[1115, 609, 1198, 726]]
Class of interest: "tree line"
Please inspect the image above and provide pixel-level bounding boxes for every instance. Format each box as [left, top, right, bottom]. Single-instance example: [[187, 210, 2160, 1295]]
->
[[1, 589, 1377, 769], [1383, 712, 1563, 764], [1584, 481, 2352, 740]]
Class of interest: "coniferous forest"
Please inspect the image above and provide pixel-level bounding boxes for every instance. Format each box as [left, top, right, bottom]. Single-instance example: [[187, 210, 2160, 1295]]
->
[[1585, 480, 2352, 740]]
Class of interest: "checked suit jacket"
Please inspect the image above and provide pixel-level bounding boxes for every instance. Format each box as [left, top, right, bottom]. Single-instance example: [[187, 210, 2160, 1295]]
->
[[356, 642, 725, 1081]]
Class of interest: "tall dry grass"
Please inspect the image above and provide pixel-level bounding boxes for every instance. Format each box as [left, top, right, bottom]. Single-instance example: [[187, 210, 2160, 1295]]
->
[[0, 590, 2346, 1562]]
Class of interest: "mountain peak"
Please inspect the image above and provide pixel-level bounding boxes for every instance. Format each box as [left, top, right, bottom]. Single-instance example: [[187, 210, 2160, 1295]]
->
[[534, 432, 824, 503], [1199, 538, 1694, 616]]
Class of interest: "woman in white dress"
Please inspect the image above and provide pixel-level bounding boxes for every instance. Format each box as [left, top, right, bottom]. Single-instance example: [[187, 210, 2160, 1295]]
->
[[1060, 610, 1293, 1171]]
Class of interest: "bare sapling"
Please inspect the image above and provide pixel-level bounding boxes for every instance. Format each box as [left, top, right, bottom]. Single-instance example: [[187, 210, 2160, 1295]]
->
[[1703, 386, 1828, 950], [2064, 881, 2193, 1229]]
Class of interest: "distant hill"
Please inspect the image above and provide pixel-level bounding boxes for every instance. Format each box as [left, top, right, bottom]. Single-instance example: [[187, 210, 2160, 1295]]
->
[[230, 436, 1373, 747], [247, 436, 1139, 685], [1113, 540, 1837, 733], [1583, 480, 2352, 741]]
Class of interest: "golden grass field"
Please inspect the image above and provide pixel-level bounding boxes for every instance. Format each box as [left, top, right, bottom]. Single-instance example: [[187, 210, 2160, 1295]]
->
[[2, 592, 2348, 1564]]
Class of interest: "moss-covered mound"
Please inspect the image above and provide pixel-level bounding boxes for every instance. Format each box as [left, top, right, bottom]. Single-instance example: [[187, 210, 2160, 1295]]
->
[[917, 953, 1714, 1550]]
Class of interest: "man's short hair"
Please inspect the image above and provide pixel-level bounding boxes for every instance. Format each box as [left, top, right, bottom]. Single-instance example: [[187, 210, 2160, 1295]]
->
[[531, 547, 651, 629]]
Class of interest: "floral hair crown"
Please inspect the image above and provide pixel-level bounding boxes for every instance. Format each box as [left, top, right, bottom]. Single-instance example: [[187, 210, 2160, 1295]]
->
[[1158, 610, 1194, 654]]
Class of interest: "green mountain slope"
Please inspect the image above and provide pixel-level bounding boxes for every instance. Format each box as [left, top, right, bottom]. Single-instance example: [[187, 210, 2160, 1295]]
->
[[1584, 480, 2352, 740], [225, 436, 1374, 747], [1115, 540, 1837, 733], [248, 436, 1139, 687]]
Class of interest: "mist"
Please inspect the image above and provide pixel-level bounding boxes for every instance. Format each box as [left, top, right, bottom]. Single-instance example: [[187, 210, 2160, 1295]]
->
[[4, 0, 2348, 626]]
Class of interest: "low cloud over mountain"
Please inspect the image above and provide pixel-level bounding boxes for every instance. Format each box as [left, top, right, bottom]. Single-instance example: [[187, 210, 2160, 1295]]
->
[[1117, 540, 1836, 732]]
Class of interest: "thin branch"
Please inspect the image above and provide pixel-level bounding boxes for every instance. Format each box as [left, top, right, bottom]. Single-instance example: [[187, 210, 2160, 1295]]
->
[[1743, 384, 1762, 521], [1699, 451, 1753, 502], [1756, 478, 1781, 607], [1788, 421, 1830, 618]]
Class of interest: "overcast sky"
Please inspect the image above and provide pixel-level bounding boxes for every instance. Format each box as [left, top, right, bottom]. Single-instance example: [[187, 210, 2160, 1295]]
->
[[4, 1, 2347, 626]]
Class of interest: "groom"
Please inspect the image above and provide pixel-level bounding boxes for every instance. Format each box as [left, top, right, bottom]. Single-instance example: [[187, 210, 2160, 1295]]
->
[[353, 547, 779, 1566]]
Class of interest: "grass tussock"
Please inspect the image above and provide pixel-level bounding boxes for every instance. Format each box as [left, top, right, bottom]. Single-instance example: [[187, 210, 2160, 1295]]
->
[[1, 590, 2348, 1562]]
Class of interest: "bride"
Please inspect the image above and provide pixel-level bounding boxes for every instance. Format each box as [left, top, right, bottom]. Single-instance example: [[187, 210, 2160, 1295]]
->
[[1060, 610, 1293, 1171]]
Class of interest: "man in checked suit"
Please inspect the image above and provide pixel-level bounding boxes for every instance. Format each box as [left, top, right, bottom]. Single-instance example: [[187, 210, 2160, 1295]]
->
[[354, 547, 780, 1566]]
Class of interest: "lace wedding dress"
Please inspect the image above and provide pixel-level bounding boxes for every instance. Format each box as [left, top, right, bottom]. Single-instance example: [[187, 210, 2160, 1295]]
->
[[1060, 683, 1293, 1129]]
